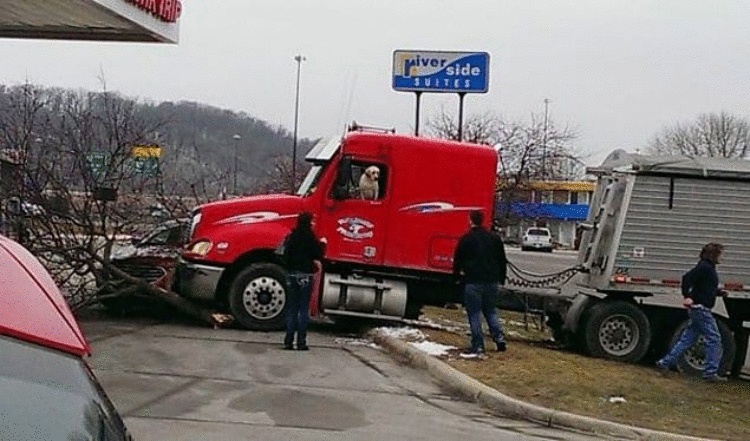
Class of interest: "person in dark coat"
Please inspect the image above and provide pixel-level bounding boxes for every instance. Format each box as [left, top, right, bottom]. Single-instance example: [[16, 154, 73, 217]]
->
[[452, 210, 508, 354], [282, 211, 323, 350], [656, 243, 728, 382]]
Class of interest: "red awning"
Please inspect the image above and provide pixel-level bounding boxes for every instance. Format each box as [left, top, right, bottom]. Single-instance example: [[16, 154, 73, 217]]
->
[[0, 236, 90, 357]]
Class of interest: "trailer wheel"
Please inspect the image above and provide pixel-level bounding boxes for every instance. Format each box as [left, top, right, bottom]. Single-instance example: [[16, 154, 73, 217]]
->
[[228, 263, 288, 331], [669, 318, 736, 377], [583, 301, 651, 363]]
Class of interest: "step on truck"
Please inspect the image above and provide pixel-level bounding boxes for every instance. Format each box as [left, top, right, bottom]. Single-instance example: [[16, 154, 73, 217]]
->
[[174, 125, 497, 330], [553, 149, 750, 376]]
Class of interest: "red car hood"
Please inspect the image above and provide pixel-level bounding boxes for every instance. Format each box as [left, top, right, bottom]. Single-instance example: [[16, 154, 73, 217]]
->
[[0, 236, 90, 357]]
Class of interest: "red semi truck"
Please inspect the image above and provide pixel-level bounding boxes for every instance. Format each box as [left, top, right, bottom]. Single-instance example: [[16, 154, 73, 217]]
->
[[173, 128, 750, 375], [174, 127, 498, 330]]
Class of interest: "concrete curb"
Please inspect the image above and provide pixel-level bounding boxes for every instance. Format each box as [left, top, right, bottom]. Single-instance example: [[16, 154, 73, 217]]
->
[[370, 331, 713, 441]]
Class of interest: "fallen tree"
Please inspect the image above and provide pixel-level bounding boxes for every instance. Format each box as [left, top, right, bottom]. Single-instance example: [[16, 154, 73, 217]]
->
[[0, 83, 232, 327]]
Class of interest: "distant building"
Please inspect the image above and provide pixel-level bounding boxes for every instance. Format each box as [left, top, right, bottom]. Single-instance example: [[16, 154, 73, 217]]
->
[[496, 179, 596, 249]]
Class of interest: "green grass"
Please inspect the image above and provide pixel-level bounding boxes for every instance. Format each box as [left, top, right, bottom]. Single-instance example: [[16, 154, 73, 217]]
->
[[419, 306, 750, 441]]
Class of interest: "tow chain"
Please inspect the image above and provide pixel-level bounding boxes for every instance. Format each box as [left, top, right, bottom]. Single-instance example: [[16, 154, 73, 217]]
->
[[506, 261, 585, 289]]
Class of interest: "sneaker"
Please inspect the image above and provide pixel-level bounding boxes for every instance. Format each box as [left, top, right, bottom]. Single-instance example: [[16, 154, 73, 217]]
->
[[297, 344, 310, 351], [282, 344, 294, 350], [496, 341, 507, 352], [655, 361, 670, 375], [702, 375, 728, 383]]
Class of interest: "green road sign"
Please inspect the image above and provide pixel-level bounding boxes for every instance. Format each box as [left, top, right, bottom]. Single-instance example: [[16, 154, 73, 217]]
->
[[130, 156, 159, 177], [85, 152, 110, 178]]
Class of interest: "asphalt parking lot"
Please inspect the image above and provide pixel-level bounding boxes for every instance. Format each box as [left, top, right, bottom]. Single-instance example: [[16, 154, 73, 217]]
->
[[82, 317, 605, 441]]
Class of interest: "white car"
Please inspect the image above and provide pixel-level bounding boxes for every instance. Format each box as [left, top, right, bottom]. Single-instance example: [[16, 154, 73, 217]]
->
[[521, 227, 553, 252]]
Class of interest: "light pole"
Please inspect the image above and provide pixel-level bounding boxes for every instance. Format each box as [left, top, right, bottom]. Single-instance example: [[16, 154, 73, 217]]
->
[[542, 98, 550, 181], [232, 134, 241, 194], [292, 54, 306, 192]]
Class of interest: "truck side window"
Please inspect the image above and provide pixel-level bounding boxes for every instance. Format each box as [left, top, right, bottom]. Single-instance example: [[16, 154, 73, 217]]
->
[[335, 162, 387, 201]]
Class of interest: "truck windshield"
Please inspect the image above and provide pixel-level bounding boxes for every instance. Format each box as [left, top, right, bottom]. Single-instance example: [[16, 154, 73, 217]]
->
[[296, 165, 324, 197]]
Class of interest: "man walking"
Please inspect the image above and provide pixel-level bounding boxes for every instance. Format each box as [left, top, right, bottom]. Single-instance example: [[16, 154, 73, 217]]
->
[[656, 243, 727, 382], [452, 210, 508, 354]]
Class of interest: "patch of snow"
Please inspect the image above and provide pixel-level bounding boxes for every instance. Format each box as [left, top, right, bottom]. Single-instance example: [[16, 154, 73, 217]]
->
[[403, 317, 465, 333], [334, 338, 380, 349], [375, 326, 426, 341], [608, 396, 627, 404], [408, 341, 456, 356], [458, 352, 485, 359]]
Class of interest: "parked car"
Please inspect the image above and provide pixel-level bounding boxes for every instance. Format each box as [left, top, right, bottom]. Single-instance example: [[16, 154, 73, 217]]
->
[[0, 234, 131, 440], [521, 227, 554, 252], [99, 219, 188, 313]]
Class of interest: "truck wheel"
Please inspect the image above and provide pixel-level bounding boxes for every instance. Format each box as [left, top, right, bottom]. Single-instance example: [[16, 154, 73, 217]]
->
[[670, 318, 736, 377], [228, 263, 288, 331], [583, 301, 651, 363]]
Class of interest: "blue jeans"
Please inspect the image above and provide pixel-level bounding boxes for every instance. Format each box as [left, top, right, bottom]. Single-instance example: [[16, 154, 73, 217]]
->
[[464, 283, 506, 352], [284, 272, 313, 347], [658, 306, 723, 377]]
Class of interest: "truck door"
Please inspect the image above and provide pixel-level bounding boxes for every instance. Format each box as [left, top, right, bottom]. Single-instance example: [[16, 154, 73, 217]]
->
[[319, 157, 390, 266]]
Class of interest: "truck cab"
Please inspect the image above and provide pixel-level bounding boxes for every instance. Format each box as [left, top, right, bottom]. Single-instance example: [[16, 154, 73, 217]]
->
[[175, 128, 498, 330]]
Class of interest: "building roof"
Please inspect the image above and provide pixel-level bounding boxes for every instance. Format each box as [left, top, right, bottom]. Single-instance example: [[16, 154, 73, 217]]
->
[[497, 180, 596, 192], [0, 0, 180, 43]]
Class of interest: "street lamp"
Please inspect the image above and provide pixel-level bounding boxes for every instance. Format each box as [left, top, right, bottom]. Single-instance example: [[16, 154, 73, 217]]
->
[[232, 134, 241, 194], [292, 54, 306, 192], [542, 98, 550, 181]]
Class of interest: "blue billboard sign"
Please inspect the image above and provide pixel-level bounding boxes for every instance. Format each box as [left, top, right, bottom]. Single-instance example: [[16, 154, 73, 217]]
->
[[392, 50, 490, 93]]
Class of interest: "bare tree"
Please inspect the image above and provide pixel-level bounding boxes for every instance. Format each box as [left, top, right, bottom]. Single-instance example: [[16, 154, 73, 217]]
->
[[648, 111, 750, 158], [427, 109, 584, 182], [428, 109, 584, 227], [250, 154, 311, 195], [0, 83, 229, 327]]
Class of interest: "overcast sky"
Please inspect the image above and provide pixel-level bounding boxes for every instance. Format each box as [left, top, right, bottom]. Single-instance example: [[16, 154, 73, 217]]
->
[[1, 0, 749, 164]]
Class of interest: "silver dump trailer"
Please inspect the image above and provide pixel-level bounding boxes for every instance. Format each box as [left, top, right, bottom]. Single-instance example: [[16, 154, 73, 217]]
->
[[556, 150, 750, 376]]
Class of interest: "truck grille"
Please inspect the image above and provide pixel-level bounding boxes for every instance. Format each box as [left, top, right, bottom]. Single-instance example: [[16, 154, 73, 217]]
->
[[113, 262, 166, 283]]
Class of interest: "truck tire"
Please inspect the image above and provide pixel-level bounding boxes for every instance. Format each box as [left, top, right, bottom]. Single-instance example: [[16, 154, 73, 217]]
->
[[669, 318, 736, 377], [583, 301, 652, 363], [228, 263, 288, 331]]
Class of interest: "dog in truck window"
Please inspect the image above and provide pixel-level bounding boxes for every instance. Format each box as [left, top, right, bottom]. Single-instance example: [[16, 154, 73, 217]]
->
[[358, 165, 380, 200]]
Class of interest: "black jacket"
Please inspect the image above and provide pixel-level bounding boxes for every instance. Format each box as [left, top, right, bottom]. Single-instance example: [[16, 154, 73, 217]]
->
[[283, 228, 323, 273], [682, 258, 720, 309], [452, 226, 508, 284]]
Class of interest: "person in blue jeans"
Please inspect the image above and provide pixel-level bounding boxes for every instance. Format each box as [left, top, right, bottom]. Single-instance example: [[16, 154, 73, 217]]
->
[[656, 243, 728, 382], [282, 212, 323, 351], [452, 210, 508, 354]]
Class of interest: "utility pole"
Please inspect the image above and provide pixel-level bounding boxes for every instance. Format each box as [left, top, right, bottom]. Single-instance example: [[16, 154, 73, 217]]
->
[[542, 98, 550, 181], [232, 134, 241, 195], [292, 54, 306, 192]]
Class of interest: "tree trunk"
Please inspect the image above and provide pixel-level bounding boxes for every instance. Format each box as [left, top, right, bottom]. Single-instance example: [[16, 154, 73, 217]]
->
[[97, 256, 233, 328]]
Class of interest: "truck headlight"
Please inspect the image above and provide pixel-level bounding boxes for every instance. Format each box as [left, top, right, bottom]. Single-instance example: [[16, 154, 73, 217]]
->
[[189, 240, 212, 256]]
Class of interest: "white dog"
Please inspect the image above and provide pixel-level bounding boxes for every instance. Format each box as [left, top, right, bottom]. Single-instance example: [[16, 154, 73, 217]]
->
[[358, 165, 380, 200]]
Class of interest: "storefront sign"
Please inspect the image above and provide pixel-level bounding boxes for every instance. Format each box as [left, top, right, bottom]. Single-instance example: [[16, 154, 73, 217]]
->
[[124, 0, 182, 23]]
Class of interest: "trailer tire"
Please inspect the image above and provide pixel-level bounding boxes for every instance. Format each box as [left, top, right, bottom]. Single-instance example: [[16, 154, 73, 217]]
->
[[669, 318, 736, 377], [228, 263, 288, 331], [583, 301, 651, 363]]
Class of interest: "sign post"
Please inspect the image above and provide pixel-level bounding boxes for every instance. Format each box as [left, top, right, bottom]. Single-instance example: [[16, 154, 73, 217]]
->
[[392, 50, 490, 140]]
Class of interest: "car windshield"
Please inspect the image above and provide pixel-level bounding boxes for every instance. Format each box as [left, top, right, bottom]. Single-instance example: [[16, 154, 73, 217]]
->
[[527, 229, 550, 236], [296, 165, 324, 197], [0, 336, 129, 440]]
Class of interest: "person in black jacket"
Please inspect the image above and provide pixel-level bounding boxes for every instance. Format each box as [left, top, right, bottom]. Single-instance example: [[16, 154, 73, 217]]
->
[[282, 212, 323, 351], [656, 243, 727, 382], [452, 210, 508, 354]]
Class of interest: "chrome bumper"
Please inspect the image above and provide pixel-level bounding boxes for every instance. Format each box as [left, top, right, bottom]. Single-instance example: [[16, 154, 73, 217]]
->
[[174, 259, 224, 301]]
